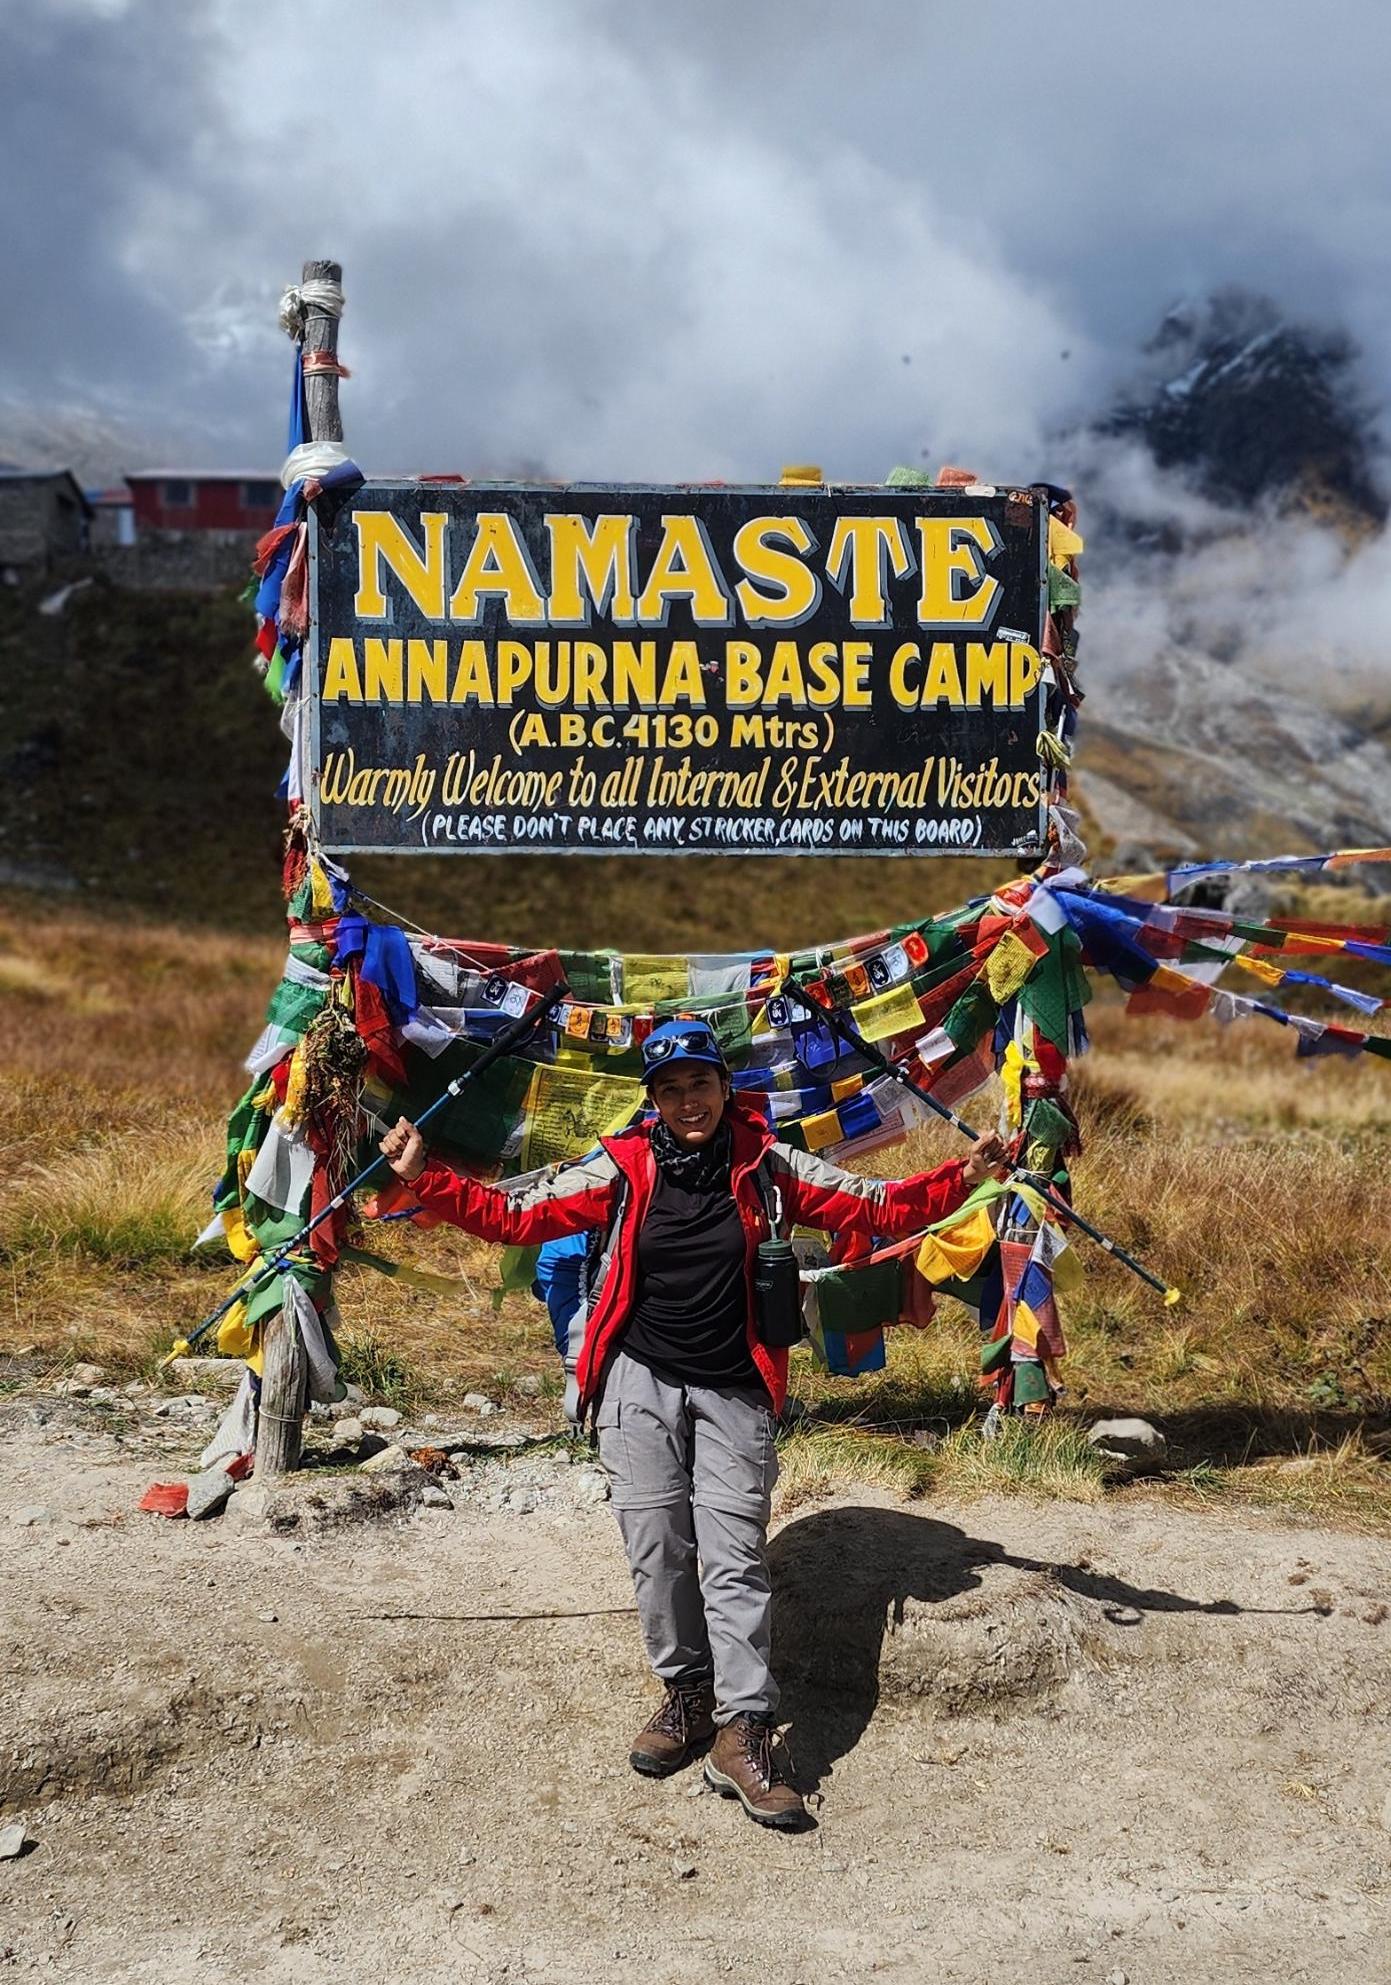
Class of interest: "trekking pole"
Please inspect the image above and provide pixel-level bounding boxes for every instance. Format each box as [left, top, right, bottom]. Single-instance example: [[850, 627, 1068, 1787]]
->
[[169, 980, 572, 1362], [778, 975, 1180, 1305]]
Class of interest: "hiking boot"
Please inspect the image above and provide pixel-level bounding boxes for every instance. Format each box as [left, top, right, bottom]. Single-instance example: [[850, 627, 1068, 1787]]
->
[[629, 1682, 716, 1778], [704, 1714, 811, 1830]]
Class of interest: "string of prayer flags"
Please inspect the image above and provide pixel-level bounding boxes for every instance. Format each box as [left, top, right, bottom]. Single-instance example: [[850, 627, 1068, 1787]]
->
[[204, 811, 1388, 1410]]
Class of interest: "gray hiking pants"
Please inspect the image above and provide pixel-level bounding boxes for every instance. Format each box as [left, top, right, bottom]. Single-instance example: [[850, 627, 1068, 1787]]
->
[[596, 1350, 780, 1722]]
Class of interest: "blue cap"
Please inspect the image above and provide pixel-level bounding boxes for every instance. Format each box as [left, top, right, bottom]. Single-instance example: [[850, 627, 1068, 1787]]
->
[[640, 1018, 728, 1083]]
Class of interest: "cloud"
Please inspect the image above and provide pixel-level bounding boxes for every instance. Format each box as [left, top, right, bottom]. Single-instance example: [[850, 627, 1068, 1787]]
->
[[2, 0, 1389, 499]]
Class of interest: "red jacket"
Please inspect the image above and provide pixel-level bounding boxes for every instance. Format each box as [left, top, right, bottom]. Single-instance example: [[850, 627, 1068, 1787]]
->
[[410, 1096, 970, 1418]]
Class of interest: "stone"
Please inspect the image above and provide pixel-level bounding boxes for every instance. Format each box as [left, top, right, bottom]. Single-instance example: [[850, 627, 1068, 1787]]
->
[[359, 1445, 418, 1476], [1106, 1971, 1129, 1985], [153, 1395, 212, 1422], [507, 1487, 537, 1515], [186, 1467, 236, 1522], [71, 1362, 105, 1386], [223, 1486, 275, 1532], [420, 1484, 454, 1510], [1087, 1417, 1168, 1473], [0, 1823, 31, 1860], [258, 1610, 278, 1624], [574, 1467, 611, 1506], [11, 1507, 53, 1527], [671, 1857, 697, 1880], [514, 1375, 543, 1398], [167, 1357, 243, 1397], [54, 1379, 91, 1397], [359, 1406, 402, 1431], [462, 1393, 496, 1415], [329, 1417, 365, 1447]]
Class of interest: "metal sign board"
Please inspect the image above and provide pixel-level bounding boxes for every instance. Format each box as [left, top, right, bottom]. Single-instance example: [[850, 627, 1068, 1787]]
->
[[308, 481, 1048, 857]]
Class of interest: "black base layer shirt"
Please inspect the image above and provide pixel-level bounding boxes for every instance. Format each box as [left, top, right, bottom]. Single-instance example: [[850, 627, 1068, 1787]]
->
[[621, 1166, 760, 1390]]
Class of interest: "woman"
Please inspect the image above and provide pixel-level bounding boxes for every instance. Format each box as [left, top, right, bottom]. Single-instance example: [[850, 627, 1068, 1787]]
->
[[381, 1016, 1005, 1832]]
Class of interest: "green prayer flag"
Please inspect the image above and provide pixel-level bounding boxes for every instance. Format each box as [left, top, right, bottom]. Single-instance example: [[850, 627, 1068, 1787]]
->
[[493, 1243, 541, 1310], [1024, 1095, 1073, 1153], [1048, 562, 1081, 609], [943, 980, 998, 1052], [1018, 927, 1089, 1054], [558, 951, 617, 1003], [980, 1330, 1013, 1375], [1010, 1359, 1052, 1405], [264, 976, 327, 1040], [814, 1256, 901, 1336]]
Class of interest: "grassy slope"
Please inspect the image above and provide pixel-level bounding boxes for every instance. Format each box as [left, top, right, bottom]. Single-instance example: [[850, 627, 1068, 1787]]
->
[[2, 579, 1389, 1521]]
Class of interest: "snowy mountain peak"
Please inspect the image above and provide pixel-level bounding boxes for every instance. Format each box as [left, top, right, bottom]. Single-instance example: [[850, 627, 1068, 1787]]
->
[[1104, 290, 1385, 524]]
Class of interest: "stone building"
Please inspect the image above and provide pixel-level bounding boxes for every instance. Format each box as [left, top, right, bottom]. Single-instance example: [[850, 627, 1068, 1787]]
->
[[0, 468, 93, 573]]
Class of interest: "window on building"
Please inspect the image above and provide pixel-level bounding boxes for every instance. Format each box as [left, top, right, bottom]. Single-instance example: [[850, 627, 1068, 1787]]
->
[[241, 481, 279, 508], [163, 479, 193, 508]]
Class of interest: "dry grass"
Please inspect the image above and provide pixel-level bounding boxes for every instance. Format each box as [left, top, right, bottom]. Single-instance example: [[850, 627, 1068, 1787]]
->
[[2, 889, 1389, 1522], [773, 1417, 1105, 1513]]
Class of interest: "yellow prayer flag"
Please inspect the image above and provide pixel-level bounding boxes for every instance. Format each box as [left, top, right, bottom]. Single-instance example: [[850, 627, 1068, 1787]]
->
[[221, 1205, 259, 1264], [622, 957, 690, 1005], [1098, 872, 1167, 902], [1000, 1039, 1029, 1128], [1047, 515, 1085, 563], [308, 859, 336, 917], [985, 930, 1040, 1003], [916, 1204, 999, 1285], [1010, 1300, 1042, 1353], [216, 1293, 263, 1373], [1050, 1239, 1084, 1294], [801, 1107, 843, 1151], [520, 1065, 644, 1171], [1234, 954, 1286, 988], [831, 1073, 863, 1102], [850, 980, 925, 1043]]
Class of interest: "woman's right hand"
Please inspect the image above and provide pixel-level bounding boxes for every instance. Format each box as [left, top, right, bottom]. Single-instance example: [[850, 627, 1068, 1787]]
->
[[380, 1116, 427, 1183]]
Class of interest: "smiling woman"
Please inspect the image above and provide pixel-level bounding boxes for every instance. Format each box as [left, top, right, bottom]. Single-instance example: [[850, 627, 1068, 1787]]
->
[[378, 1014, 1006, 1830]]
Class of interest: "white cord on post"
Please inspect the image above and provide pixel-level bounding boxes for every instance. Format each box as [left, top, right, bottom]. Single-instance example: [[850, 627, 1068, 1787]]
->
[[279, 278, 346, 339], [280, 439, 352, 488]]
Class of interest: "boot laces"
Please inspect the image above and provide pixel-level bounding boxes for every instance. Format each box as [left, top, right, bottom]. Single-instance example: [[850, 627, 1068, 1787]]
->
[[737, 1716, 777, 1789], [653, 1683, 706, 1740]]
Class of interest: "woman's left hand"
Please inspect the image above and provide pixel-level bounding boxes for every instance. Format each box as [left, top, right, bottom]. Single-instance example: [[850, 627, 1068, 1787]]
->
[[963, 1133, 1011, 1186]]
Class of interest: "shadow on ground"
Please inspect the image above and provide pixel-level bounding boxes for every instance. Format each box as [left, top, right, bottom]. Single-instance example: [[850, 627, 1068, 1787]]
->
[[768, 1503, 1328, 1794]]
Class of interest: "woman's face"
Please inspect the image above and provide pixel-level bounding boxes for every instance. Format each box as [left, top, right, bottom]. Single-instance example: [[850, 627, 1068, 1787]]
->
[[648, 1061, 729, 1148]]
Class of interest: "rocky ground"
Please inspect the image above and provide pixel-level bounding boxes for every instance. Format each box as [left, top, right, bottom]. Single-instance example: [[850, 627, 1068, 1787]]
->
[[2, 1375, 1390, 1985]]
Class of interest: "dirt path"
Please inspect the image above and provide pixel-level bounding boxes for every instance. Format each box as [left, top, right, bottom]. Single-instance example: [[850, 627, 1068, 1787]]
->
[[2, 1407, 1389, 1985]]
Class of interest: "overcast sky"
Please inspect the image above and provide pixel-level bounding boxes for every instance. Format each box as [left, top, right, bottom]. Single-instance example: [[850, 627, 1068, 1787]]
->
[[4, 0, 1390, 485]]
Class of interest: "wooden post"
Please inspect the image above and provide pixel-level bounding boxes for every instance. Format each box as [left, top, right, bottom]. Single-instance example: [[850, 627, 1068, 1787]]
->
[[256, 1285, 309, 1479], [256, 256, 345, 1479], [300, 256, 344, 445]]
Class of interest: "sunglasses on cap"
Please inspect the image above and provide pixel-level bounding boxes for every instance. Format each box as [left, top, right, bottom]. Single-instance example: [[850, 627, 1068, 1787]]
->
[[642, 1032, 722, 1063]]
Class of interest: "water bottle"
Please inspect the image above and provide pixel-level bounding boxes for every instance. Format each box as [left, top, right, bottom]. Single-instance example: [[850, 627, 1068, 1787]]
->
[[753, 1238, 805, 1348]]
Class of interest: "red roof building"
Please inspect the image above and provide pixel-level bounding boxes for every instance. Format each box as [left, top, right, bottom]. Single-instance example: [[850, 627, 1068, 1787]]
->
[[124, 471, 282, 535]]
